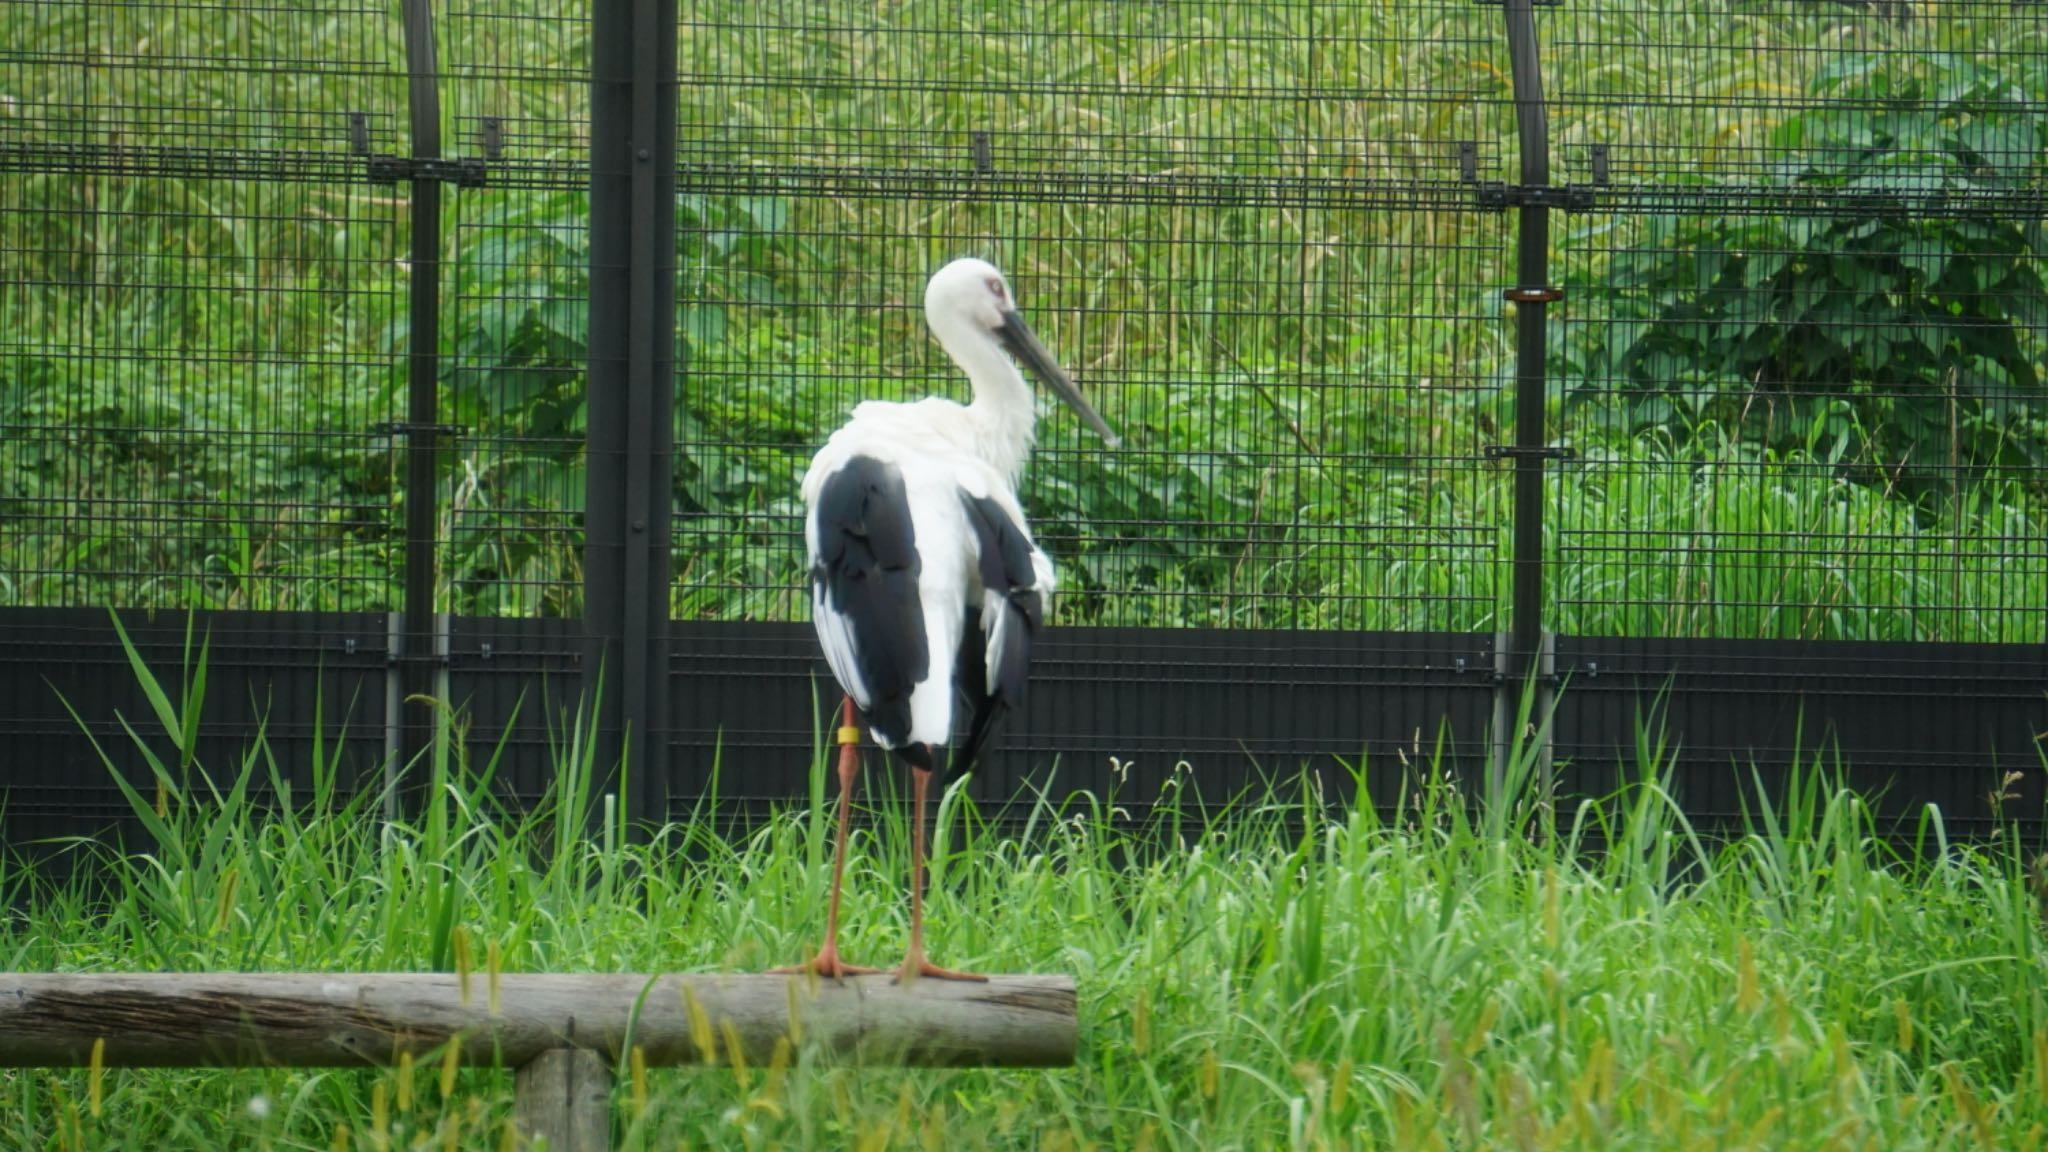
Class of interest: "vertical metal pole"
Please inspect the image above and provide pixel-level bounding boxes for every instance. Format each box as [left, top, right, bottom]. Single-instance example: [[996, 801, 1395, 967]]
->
[[633, 0, 680, 829], [585, 7, 626, 825], [398, 0, 445, 798], [1494, 0, 1558, 797], [1489, 630, 1511, 801], [586, 0, 678, 828], [383, 612, 403, 819]]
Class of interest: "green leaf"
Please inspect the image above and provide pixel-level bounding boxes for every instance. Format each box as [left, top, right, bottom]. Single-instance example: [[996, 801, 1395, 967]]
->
[[539, 298, 588, 346], [737, 196, 792, 235], [1606, 319, 1652, 370], [1896, 249, 1948, 286], [1741, 251, 1793, 288], [1952, 119, 2041, 178], [108, 609, 184, 756], [682, 306, 728, 351]]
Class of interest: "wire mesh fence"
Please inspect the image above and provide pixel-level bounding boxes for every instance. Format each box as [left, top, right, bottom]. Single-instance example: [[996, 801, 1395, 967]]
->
[[12, 1, 2038, 639], [671, 0, 1518, 631], [1546, 0, 2047, 201], [677, 2, 1511, 186], [1547, 0, 2048, 644], [4, 2, 404, 163], [671, 197, 1516, 630], [2, 0, 2046, 835], [1, 2, 410, 613]]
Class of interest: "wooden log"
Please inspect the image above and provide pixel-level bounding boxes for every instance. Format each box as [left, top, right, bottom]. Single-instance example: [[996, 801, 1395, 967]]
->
[[0, 973, 1076, 1069], [515, 1048, 612, 1152]]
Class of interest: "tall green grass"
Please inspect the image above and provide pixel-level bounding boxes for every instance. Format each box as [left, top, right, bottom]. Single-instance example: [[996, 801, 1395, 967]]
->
[[7, 623, 2048, 1148]]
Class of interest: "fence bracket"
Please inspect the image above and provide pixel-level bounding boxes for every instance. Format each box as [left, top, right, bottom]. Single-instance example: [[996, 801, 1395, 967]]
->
[[369, 421, 467, 439], [1485, 445, 1575, 462], [368, 155, 487, 186], [1475, 182, 1594, 210]]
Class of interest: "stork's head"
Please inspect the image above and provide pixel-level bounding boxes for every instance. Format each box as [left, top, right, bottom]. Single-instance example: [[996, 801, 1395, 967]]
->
[[925, 258, 1119, 447]]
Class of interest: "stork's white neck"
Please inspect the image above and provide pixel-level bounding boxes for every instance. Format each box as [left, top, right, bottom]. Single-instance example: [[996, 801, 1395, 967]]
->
[[929, 310, 1037, 485]]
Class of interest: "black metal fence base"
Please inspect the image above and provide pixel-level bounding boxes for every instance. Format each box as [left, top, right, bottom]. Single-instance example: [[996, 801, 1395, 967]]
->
[[1553, 636, 2048, 835], [5, 609, 2041, 881]]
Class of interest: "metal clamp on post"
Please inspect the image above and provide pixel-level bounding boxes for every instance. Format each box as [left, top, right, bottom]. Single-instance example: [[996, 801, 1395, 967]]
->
[[348, 111, 489, 187], [1485, 445, 1576, 462], [1475, 184, 1595, 210], [369, 421, 468, 440], [367, 155, 487, 186]]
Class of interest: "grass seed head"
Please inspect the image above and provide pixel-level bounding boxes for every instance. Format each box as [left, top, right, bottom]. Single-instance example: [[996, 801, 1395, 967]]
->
[[370, 1082, 388, 1152], [1736, 935, 1761, 1014], [87, 1037, 104, 1119], [439, 1037, 461, 1100]]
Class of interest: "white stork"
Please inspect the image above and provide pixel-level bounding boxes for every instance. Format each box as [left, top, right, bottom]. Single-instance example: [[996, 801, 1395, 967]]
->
[[777, 257, 1117, 982]]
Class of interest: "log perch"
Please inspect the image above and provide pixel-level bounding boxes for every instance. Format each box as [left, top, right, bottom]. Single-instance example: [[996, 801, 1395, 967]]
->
[[0, 972, 1077, 1069]]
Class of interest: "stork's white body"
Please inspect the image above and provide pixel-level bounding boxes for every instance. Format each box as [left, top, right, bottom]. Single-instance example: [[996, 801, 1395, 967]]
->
[[802, 398, 1055, 751], [800, 257, 1114, 773]]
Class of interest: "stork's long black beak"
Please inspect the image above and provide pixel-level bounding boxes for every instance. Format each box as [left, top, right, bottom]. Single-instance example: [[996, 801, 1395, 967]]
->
[[997, 311, 1120, 448]]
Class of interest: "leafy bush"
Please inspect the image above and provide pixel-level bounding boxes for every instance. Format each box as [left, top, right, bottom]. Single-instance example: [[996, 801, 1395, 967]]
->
[[1561, 54, 2048, 504], [441, 191, 787, 614]]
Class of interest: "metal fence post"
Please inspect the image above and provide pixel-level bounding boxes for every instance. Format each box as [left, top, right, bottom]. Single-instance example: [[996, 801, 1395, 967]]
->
[[585, 0, 679, 828], [394, 0, 449, 807], [1490, 0, 1563, 801]]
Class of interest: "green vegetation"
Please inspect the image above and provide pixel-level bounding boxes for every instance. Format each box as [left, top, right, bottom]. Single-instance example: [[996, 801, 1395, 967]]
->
[[8, 12, 2048, 1148], [2, 1, 2044, 641], [9, 625, 2048, 1148], [1559, 53, 2048, 503]]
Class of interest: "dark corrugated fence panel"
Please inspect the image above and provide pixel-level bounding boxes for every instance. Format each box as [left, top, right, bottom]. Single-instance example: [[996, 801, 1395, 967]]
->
[[666, 623, 1498, 819], [1553, 636, 2048, 834], [0, 608, 390, 868], [9, 610, 2047, 873], [445, 615, 587, 809]]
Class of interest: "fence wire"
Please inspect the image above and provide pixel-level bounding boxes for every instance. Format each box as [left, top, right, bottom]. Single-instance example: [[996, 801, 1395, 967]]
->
[[674, 0, 1516, 631], [2, 2, 408, 612], [2, 0, 2044, 649], [439, 4, 590, 619], [1547, 0, 2048, 643]]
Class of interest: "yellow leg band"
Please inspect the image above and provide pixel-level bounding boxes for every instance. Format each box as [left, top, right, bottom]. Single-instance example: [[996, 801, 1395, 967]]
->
[[836, 725, 862, 746]]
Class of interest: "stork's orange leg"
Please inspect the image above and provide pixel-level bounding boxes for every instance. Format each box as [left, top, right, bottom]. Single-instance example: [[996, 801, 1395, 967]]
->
[[771, 698, 880, 980], [895, 753, 987, 983]]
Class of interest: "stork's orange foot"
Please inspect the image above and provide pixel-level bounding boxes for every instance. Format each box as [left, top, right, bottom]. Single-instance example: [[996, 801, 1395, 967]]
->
[[892, 957, 989, 984], [770, 945, 881, 981]]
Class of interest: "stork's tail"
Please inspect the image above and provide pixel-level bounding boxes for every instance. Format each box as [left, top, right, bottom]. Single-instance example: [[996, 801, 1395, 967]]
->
[[943, 695, 1011, 787]]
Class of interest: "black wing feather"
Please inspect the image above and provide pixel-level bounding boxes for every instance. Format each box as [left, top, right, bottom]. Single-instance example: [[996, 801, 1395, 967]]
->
[[947, 493, 1045, 783], [811, 457, 928, 747]]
